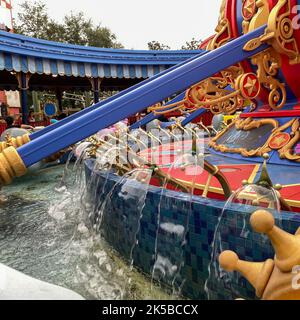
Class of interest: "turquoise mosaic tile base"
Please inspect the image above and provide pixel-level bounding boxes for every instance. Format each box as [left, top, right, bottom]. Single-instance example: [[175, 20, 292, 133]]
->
[[85, 159, 300, 300]]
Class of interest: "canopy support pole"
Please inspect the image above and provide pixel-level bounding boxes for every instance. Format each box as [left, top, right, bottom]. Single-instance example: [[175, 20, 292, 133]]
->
[[56, 89, 63, 112], [92, 78, 101, 104], [17, 73, 31, 125]]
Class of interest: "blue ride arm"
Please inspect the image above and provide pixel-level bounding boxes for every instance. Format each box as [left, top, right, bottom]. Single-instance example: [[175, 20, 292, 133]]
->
[[160, 121, 176, 129], [181, 108, 208, 127], [17, 25, 268, 167], [129, 92, 186, 130]]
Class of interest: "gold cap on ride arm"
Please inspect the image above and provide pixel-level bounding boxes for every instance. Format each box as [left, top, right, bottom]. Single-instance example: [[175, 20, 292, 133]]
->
[[219, 209, 300, 300], [0, 146, 27, 185], [0, 134, 30, 153]]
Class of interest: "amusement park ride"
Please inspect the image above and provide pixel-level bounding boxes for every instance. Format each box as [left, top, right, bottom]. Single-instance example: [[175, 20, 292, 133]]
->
[[1, 0, 300, 300]]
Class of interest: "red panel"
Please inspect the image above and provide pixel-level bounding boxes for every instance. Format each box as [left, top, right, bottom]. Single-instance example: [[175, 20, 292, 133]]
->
[[229, 0, 239, 38], [200, 35, 214, 49], [160, 164, 257, 191], [0, 91, 7, 104], [241, 110, 300, 118], [29, 120, 50, 127], [8, 107, 20, 116], [0, 123, 7, 135], [192, 111, 213, 126]]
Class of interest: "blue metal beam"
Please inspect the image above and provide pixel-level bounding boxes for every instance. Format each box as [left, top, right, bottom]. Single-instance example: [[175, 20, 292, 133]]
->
[[181, 108, 208, 127], [30, 51, 208, 140], [129, 92, 185, 130], [18, 25, 268, 167]]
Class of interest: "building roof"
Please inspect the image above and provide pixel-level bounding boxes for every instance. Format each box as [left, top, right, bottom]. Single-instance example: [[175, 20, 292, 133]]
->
[[0, 31, 203, 79]]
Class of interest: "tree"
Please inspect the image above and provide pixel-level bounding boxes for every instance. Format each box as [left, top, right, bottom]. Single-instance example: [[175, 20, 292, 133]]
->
[[147, 41, 170, 50], [14, 0, 123, 48], [62, 12, 91, 46], [147, 39, 203, 51], [181, 38, 203, 50], [85, 23, 123, 48], [14, 0, 57, 40]]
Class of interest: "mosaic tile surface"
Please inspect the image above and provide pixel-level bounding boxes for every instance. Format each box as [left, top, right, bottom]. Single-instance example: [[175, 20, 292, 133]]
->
[[85, 160, 300, 300]]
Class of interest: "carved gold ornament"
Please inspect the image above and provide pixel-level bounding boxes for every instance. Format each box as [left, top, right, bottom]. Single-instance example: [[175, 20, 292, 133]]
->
[[244, 0, 300, 65], [209, 117, 279, 157], [277, 119, 300, 162], [241, 0, 292, 111], [236, 73, 261, 100], [210, 117, 300, 159], [151, 0, 300, 117], [149, 70, 259, 117], [242, 0, 269, 34], [251, 49, 287, 110], [207, 0, 232, 51], [219, 210, 300, 300], [0, 147, 27, 185], [152, 0, 300, 117], [268, 132, 291, 150], [0, 134, 31, 153], [242, 0, 257, 21]]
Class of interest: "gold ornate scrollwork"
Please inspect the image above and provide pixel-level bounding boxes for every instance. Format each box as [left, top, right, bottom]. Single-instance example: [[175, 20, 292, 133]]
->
[[207, 0, 231, 50], [267, 0, 300, 64], [209, 117, 279, 157], [185, 67, 245, 115], [207, 18, 232, 51], [241, 0, 293, 111], [150, 67, 262, 116], [277, 119, 300, 161], [242, 0, 270, 34], [251, 49, 287, 110], [209, 117, 300, 159], [244, 0, 300, 65]]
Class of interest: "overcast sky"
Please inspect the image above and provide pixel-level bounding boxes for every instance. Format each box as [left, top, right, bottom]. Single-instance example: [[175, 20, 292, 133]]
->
[[6, 0, 222, 49]]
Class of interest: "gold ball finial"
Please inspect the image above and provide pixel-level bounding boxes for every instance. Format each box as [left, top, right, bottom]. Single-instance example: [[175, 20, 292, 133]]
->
[[263, 153, 270, 160], [250, 210, 275, 234], [219, 250, 239, 272], [242, 180, 249, 186], [273, 184, 282, 191]]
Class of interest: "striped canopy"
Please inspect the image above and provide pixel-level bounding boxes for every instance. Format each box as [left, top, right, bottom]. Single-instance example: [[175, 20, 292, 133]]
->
[[0, 31, 203, 79], [0, 52, 171, 79]]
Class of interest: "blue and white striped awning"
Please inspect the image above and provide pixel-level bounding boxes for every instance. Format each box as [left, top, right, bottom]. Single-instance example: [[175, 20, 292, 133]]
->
[[0, 31, 203, 79], [0, 52, 171, 78]]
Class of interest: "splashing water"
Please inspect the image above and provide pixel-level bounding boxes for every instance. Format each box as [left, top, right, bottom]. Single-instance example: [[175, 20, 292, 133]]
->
[[204, 184, 281, 300], [91, 167, 157, 295], [152, 152, 201, 297], [0, 159, 173, 300]]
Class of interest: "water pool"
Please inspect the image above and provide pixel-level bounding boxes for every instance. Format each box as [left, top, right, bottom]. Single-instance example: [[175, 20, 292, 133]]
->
[[0, 164, 173, 300]]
